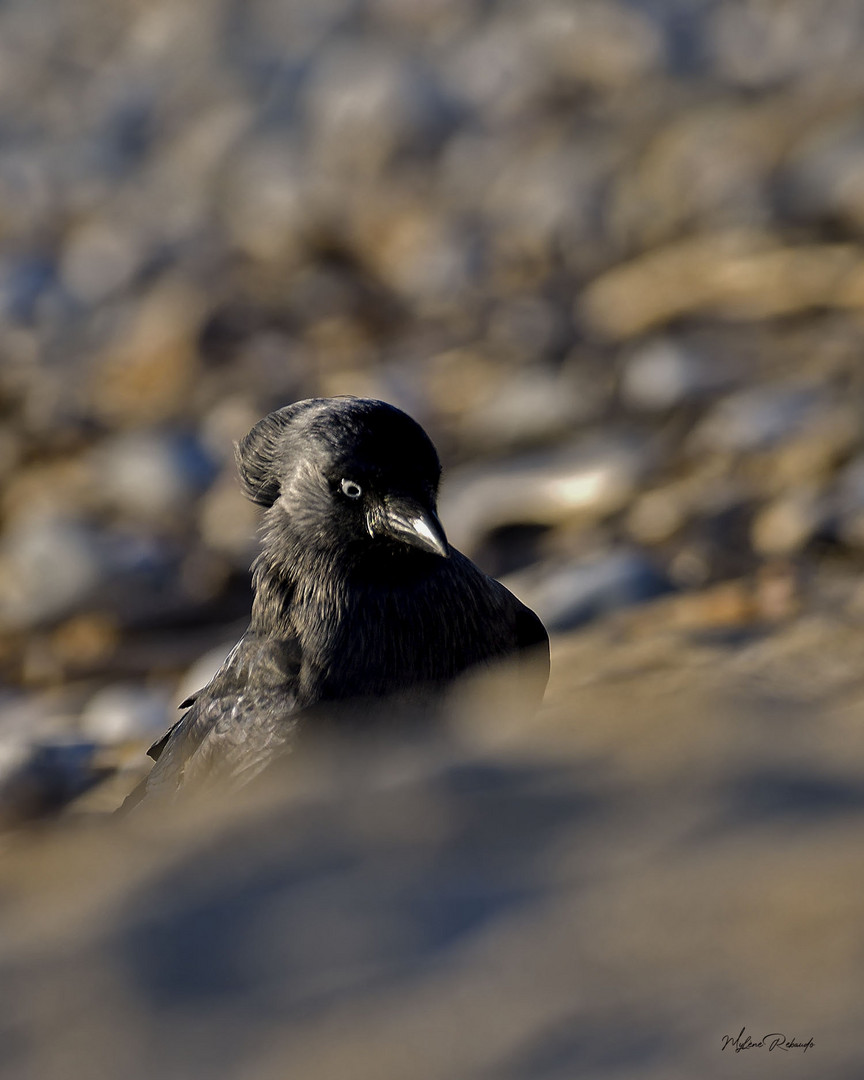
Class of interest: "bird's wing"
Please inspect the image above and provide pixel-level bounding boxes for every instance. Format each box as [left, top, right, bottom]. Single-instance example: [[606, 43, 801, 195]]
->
[[120, 633, 303, 811], [145, 687, 302, 799]]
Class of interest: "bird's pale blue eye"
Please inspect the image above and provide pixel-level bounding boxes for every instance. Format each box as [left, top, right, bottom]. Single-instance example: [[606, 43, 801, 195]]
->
[[340, 479, 363, 499]]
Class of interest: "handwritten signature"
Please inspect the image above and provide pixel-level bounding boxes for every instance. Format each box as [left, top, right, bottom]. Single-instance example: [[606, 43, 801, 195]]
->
[[721, 1028, 814, 1053]]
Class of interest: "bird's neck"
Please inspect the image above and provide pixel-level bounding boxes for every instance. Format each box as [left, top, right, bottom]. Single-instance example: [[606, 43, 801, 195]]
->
[[250, 523, 347, 637], [248, 506, 441, 637], [250, 556, 295, 636]]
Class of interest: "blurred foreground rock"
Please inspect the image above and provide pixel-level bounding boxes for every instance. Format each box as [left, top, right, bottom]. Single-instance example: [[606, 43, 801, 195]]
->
[[1, 584, 864, 1079]]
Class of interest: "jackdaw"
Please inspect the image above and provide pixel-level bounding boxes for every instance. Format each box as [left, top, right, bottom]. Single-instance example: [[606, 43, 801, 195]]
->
[[122, 397, 549, 809]]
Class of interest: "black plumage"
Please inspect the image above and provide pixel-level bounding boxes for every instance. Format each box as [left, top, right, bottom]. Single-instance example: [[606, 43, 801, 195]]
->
[[123, 397, 548, 808]]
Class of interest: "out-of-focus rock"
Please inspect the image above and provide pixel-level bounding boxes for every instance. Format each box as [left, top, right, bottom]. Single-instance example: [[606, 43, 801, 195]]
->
[[349, 198, 478, 313], [782, 114, 864, 235], [762, 403, 860, 489], [0, 737, 111, 824], [833, 453, 864, 549], [80, 684, 172, 744], [503, 548, 671, 632], [50, 612, 119, 672], [0, 252, 64, 324], [751, 488, 826, 556], [579, 232, 864, 341], [443, 0, 663, 123], [689, 383, 832, 454], [1, 456, 95, 521], [486, 295, 566, 358], [221, 137, 310, 263], [0, 737, 31, 794], [0, 420, 22, 486], [441, 18, 550, 123], [620, 337, 733, 411], [456, 364, 593, 450], [484, 139, 614, 262], [0, 691, 76, 751], [304, 42, 448, 179], [607, 105, 783, 251], [59, 219, 145, 304], [0, 694, 70, 776], [198, 472, 260, 560], [660, 567, 800, 631], [524, 0, 665, 92], [421, 345, 507, 422], [626, 484, 691, 545], [198, 397, 263, 464], [88, 280, 206, 425], [89, 429, 217, 522], [627, 463, 754, 560], [440, 437, 648, 556], [0, 513, 105, 630], [0, 508, 184, 638], [710, 0, 864, 89]]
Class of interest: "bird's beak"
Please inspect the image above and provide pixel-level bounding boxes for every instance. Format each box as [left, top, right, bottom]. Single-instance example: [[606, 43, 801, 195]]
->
[[368, 496, 450, 558]]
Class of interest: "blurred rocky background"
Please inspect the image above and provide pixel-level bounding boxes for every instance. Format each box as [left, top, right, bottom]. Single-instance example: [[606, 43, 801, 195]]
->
[[1, 0, 864, 1075]]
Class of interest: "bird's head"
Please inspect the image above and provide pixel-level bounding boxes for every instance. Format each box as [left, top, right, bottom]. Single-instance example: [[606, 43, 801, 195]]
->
[[235, 397, 449, 563]]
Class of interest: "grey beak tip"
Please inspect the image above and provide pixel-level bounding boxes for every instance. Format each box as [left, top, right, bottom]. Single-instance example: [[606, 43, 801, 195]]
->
[[407, 514, 449, 558], [374, 498, 449, 558]]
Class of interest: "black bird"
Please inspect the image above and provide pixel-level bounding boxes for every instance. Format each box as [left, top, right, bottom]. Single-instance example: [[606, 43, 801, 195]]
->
[[122, 397, 549, 808]]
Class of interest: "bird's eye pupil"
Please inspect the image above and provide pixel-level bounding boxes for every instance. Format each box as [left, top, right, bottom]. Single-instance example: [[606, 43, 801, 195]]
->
[[340, 479, 362, 499]]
